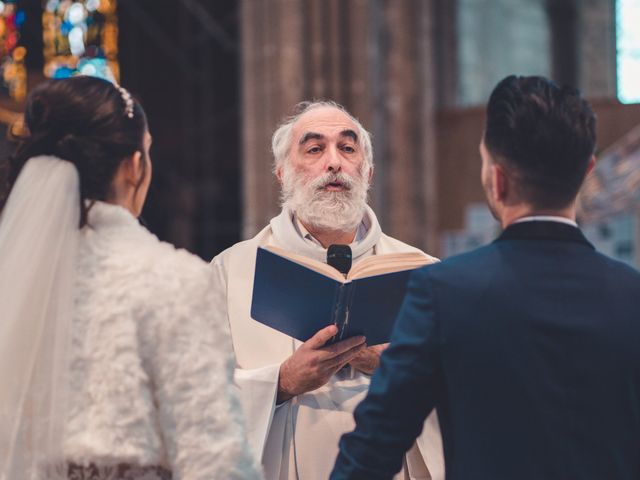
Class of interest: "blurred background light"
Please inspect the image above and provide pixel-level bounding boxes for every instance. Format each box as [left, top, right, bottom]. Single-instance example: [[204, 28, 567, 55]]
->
[[617, 0, 640, 104], [67, 3, 86, 25], [45, 0, 59, 13], [85, 0, 100, 13], [42, 0, 119, 82], [68, 26, 85, 56]]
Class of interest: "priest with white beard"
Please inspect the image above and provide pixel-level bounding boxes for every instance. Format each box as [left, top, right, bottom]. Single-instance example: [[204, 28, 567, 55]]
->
[[211, 101, 444, 480]]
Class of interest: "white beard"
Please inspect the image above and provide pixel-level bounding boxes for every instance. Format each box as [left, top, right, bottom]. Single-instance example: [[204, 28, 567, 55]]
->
[[281, 165, 370, 233]]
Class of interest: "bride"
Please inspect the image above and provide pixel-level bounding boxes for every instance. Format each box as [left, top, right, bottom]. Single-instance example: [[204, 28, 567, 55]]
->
[[0, 76, 261, 480]]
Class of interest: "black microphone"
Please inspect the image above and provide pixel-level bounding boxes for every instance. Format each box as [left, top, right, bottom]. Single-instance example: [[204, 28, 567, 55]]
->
[[327, 244, 352, 275]]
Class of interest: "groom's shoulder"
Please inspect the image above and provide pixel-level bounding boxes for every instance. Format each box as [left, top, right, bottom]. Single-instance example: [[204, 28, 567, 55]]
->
[[412, 242, 500, 285]]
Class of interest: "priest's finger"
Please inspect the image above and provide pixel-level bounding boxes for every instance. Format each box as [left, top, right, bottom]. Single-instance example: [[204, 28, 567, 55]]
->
[[323, 343, 367, 371], [322, 335, 366, 358], [305, 324, 340, 349]]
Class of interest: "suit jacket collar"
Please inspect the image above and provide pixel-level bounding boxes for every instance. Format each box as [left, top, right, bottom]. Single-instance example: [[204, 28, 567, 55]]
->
[[495, 220, 594, 249]]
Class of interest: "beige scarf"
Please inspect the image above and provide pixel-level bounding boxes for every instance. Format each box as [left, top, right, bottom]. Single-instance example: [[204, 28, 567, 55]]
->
[[269, 205, 382, 263]]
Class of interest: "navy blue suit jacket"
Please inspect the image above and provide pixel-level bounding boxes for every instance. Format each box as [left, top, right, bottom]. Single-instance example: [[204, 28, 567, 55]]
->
[[332, 221, 640, 480]]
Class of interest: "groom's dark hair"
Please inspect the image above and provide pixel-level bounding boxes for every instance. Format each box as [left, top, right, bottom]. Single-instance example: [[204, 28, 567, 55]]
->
[[483, 75, 596, 209]]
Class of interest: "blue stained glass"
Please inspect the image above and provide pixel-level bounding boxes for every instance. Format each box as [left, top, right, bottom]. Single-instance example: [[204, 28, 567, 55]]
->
[[52, 66, 75, 78], [77, 57, 115, 83], [43, 0, 119, 83], [60, 20, 72, 35]]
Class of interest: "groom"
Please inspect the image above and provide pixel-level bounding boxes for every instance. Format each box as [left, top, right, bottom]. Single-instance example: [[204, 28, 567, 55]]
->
[[331, 75, 640, 479]]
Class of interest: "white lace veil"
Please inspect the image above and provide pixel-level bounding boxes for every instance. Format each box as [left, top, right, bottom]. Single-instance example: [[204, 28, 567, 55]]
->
[[0, 156, 79, 480]]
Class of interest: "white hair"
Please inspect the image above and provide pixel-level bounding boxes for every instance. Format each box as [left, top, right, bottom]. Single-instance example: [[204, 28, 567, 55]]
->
[[271, 100, 374, 174]]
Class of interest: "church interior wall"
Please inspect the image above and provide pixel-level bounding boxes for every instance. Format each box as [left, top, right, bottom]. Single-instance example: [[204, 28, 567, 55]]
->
[[0, 0, 637, 265]]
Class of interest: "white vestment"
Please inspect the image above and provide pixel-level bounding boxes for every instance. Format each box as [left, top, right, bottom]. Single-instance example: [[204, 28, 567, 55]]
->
[[211, 207, 445, 480]]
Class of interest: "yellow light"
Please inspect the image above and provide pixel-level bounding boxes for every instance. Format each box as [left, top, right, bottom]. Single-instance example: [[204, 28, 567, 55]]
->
[[13, 46, 26, 62]]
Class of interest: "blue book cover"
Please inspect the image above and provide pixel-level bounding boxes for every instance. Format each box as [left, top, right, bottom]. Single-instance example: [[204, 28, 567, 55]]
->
[[250, 247, 430, 345]]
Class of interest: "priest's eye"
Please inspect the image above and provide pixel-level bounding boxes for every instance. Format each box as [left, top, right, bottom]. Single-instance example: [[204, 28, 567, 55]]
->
[[341, 145, 356, 153], [307, 146, 323, 154]]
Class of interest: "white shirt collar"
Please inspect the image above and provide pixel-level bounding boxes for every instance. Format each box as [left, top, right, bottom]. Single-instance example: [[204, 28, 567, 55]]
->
[[512, 215, 578, 227], [293, 215, 369, 248]]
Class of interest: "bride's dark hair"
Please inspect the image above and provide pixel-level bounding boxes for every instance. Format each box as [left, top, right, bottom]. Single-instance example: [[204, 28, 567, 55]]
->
[[2, 76, 147, 225]]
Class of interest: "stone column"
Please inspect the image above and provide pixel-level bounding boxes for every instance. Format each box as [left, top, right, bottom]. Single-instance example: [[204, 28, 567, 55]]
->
[[377, 0, 438, 249], [547, 0, 579, 87], [241, 0, 439, 252], [241, 0, 305, 238], [577, 0, 616, 98]]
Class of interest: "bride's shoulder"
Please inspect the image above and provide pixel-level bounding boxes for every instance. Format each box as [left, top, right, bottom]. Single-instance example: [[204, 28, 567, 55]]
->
[[82, 203, 214, 298], [132, 231, 211, 283], [110, 232, 215, 316]]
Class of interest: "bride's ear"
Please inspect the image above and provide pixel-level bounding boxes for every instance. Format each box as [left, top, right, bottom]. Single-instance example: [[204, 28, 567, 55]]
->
[[121, 151, 144, 186]]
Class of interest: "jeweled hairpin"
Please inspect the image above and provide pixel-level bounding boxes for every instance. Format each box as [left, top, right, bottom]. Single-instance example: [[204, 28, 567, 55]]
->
[[116, 85, 134, 119]]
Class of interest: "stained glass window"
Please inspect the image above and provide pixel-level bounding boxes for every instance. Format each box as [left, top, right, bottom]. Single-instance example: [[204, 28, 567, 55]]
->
[[0, 1, 27, 100], [616, 0, 640, 104], [42, 0, 119, 82]]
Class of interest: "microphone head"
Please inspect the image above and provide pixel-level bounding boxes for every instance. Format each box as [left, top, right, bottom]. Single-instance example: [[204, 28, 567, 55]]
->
[[327, 244, 352, 275]]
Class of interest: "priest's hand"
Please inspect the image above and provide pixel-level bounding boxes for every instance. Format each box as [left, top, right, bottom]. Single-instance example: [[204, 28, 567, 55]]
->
[[277, 325, 366, 403], [349, 343, 389, 375]]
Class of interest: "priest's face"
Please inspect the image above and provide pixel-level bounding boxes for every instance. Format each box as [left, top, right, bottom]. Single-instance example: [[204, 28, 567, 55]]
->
[[280, 106, 372, 232]]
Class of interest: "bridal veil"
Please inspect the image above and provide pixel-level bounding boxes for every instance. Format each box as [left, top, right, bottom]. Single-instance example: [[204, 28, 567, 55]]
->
[[0, 157, 79, 479]]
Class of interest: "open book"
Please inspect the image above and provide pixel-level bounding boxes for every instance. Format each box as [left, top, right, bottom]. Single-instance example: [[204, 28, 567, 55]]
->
[[250, 245, 434, 345]]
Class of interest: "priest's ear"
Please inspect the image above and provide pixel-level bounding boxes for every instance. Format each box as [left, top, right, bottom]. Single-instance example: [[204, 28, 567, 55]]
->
[[366, 163, 374, 185], [275, 164, 284, 185]]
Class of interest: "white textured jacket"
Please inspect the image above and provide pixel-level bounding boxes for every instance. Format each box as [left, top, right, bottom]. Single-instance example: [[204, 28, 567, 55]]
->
[[64, 201, 261, 480]]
